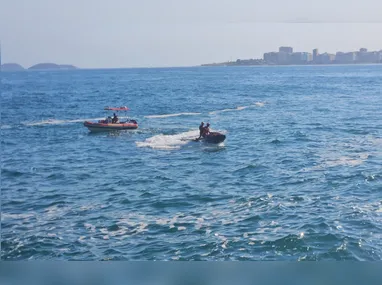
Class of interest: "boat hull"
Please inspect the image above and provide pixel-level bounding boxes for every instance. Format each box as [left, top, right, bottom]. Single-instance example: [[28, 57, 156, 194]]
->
[[84, 121, 138, 132]]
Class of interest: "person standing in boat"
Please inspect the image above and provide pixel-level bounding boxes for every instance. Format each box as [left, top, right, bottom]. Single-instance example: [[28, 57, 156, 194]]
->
[[112, 113, 119, 124], [198, 122, 204, 139]]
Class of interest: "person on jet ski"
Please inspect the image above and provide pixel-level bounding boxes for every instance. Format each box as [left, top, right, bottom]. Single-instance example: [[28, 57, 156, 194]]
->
[[198, 122, 204, 139], [202, 123, 210, 137]]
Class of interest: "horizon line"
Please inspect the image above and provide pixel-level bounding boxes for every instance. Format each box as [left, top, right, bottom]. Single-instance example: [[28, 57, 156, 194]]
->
[[2, 45, 382, 70], [2, 63, 382, 71]]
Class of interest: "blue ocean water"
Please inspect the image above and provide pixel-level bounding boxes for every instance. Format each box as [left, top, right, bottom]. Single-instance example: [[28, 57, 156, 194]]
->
[[1, 65, 382, 261]]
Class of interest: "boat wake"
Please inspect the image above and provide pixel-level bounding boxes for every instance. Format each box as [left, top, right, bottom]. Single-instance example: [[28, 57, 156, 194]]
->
[[209, 106, 248, 114], [0, 124, 12, 129], [143, 102, 265, 119], [20, 102, 266, 127], [136, 130, 200, 150], [209, 102, 265, 114], [144, 112, 201, 119], [136, 129, 227, 150], [23, 117, 131, 126]]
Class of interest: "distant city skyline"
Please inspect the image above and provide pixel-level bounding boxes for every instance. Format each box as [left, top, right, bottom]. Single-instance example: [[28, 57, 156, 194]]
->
[[263, 46, 382, 65], [201, 46, 382, 66], [1, 0, 382, 68]]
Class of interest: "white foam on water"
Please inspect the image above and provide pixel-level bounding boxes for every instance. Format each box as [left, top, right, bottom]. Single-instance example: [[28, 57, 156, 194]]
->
[[144, 112, 201, 119], [24, 119, 68, 126], [136, 129, 199, 150], [78, 236, 86, 242], [84, 223, 96, 232], [109, 227, 129, 238], [0, 124, 12, 129], [23, 116, 131, 126], [135, 222, 148, 234], [116, 218, 138, 228], [368, 137, 382, 146], [324, 153, 369, 167], [99, 228, 109, 235], [209, 102, 265, 114], [209, 106, 246, 114], [156, 218, 170, 225], [1, 213, 35, 220], [45, 205, 69, 219]]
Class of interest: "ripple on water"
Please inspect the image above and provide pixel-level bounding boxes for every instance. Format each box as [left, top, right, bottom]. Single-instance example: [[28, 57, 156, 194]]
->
[[2, 66, 382, 260]]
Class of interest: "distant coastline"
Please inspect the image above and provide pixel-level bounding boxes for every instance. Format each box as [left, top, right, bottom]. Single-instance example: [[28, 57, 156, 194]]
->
[[201, 61, 382, 67], [201, 46, 382, 67], [1, 62, 78, 71]]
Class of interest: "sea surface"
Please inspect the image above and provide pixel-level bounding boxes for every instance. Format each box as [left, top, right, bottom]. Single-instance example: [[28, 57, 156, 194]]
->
[[1, 65, 382, 261]]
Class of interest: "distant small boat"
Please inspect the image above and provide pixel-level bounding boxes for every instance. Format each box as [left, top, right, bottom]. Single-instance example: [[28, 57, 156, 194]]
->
[[84, 106, 138, 132]]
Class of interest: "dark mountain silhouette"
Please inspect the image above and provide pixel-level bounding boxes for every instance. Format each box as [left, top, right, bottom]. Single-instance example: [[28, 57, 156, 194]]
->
[[28, 63, 77, 70], [1, 63, 25, 71]]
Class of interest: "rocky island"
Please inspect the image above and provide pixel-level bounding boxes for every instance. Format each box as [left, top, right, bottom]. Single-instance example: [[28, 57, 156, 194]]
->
[[1, 63, 25, 71], [1, 62, 78, 71], [28, 63, 77, 70]]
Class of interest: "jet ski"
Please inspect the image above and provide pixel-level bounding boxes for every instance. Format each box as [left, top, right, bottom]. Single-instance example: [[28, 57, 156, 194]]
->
[[194, 132, 226, 144]]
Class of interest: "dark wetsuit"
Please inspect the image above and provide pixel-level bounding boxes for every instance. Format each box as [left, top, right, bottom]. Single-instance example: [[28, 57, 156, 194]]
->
[[199, 124, 204, 138], [202, 126, 210, 137]]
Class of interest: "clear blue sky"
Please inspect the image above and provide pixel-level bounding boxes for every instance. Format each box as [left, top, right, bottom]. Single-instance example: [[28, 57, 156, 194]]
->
[[1, 0, 381, 68]]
